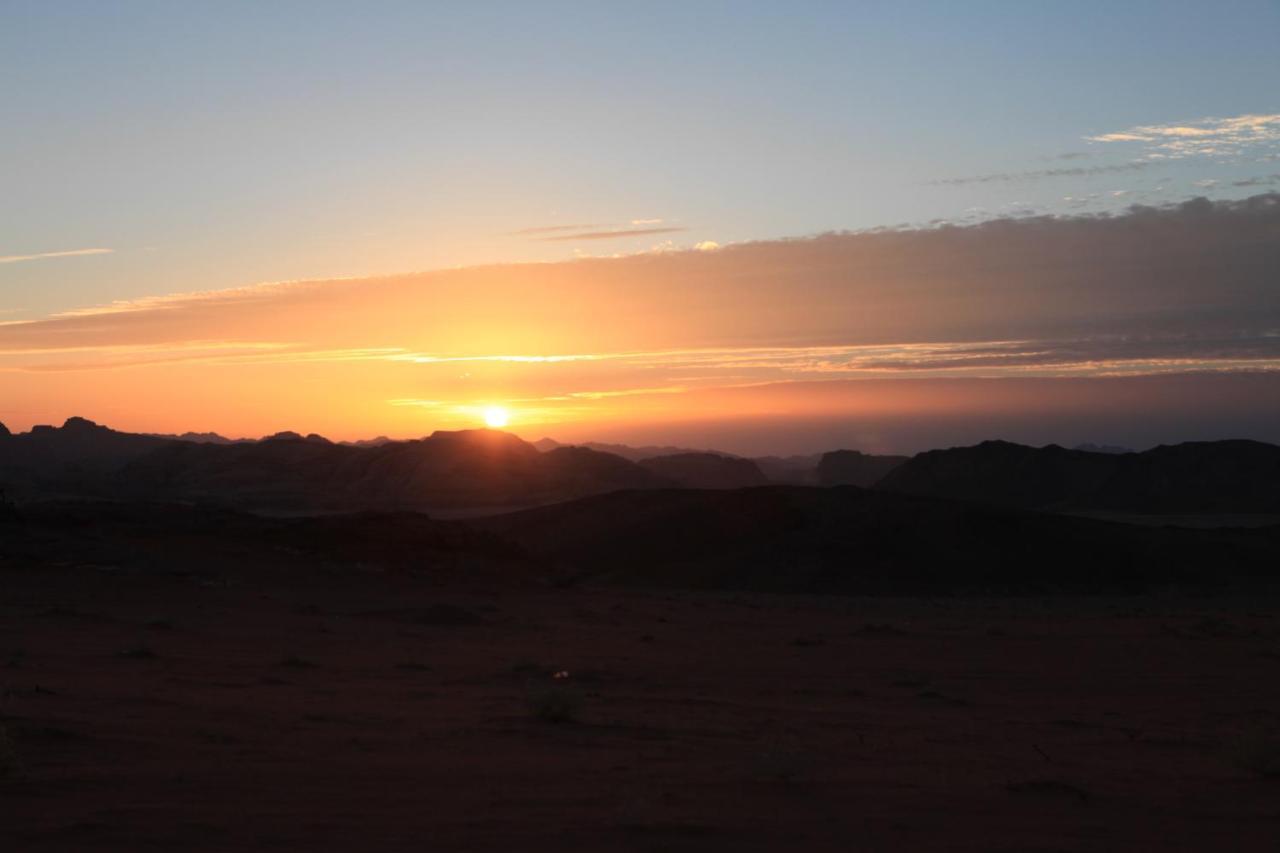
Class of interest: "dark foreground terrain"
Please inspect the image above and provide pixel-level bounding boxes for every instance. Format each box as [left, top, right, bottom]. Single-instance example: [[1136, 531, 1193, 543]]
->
[[2, 501, 1280, 851]]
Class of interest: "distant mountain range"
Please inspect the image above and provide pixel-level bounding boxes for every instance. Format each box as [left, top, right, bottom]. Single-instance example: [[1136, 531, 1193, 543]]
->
[[878, 439, 1280, 513], [816, 449, 910, 487], [532, 437, 718, 461], [2, 417, 1277, 519], [0, 418, 661, 509], [641, 452, 770, 489]]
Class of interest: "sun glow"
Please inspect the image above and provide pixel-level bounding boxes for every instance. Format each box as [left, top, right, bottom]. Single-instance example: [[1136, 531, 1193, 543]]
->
[[483, 405, 510, 428]]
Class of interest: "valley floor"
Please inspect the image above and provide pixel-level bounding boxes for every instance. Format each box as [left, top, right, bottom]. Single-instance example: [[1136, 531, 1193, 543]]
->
[[2, 563, 1279, 851]]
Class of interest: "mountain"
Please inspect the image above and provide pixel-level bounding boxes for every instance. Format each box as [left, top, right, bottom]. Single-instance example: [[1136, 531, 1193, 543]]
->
[[1085, 440, 1280, 513], [878, 439, 1280, 513], [477, 485, 1280, 594], [535, 440, 821, 485], [533, 437, 729, 461], [816, 449, 909, 487], [343, 436, 395, 448], [117, 428, 671, 511], [262, 430, 333, 444], [0, 419, 674, 510], [638, 452, 769, 489], [1073, 442, 1134, 455], [535, 440, 824, 485], [0, 417, 177, 498], [147, 431, 248, 445], [751, 454, 823, 485], [6, 418, 1278, 517]]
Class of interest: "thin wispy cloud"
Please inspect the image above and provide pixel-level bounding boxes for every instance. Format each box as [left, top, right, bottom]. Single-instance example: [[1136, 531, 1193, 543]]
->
[[0, 247, 114, 265], [509, 224, 602, 235], [538, 226, 687, 242], [931, 162, 1151, 186], [513, 219, 675, 241], [1087, 113, 1280, 159], [1233, 173, 1280, 188]]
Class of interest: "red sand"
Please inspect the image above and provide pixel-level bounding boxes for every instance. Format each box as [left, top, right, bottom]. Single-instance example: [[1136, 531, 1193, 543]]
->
[[2, 565, 1279, 851]]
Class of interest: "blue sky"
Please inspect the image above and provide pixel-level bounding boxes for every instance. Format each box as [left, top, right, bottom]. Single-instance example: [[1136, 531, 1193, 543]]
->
[[3, 1, 1279, 316]]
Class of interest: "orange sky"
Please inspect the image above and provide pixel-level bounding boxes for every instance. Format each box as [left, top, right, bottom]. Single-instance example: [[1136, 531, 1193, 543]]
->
[[3, 195, 1279, 453]]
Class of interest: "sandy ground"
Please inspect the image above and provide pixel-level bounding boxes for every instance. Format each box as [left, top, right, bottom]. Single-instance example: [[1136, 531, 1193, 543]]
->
[[2, 563, 1279, 851]]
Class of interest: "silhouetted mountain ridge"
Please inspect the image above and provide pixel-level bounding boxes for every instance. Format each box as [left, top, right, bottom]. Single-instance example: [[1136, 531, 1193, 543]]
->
[[117, 428, 671, 510], [0, 418, 175, 496], [3, 417, 1277, 517], [638, 453, 769, 489], [533, 437, 731, 461], [817, 449, 909, 486], [878, 439, 1280, 513]]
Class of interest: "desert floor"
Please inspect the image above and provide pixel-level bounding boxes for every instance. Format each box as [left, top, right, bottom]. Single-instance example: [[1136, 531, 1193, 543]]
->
[[2, 563, 1279, 851]]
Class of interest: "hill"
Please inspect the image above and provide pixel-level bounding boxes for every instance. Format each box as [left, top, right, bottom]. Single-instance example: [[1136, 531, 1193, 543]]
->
[[119, 429, 671, 511], [0, 419, 673, 511], [477, 485, 1280, 594], [0, 417, 176, 498], [532, 437, 725, 461], [638, 453, 769, 489], [751, 454, 823, 484], [816, 449, 909, 486], [878, 439, 1280, 513]]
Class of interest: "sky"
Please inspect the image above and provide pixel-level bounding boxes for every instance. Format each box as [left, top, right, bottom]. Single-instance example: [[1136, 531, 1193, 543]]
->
[[2, 2, 1279, 453]]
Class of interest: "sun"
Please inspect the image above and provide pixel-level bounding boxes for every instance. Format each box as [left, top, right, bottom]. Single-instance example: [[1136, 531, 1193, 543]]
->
[[483, 405, 510, 429]]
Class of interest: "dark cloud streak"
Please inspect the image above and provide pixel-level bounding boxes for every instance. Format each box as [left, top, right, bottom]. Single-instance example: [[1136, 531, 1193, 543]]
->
[[932, 161, 1153, 186], [1232, 174, 1280, 187]]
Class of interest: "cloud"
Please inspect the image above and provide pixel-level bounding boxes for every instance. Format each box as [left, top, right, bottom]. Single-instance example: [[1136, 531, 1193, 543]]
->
[[3, 190, 1280, 446], [508, 224, 601, 235], [512, 219, 668, 237], [1233, 173, 1280, 188], [3, 193, 1277, 362], [1087, 113, 1280, 159], [537, 226, 687, 241], [931, 161, 1152, 186], [0, 247, 114, 265]]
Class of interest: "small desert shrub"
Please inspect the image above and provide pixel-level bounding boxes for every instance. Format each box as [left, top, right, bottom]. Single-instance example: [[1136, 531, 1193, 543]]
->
[[1227, 730, 1280, 778], [525, 682, 583, 724], [0, 722, 19, 779]]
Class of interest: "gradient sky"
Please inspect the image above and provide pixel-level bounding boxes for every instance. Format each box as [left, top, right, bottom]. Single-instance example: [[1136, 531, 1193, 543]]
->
[[3, 2, 1279, 452]]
